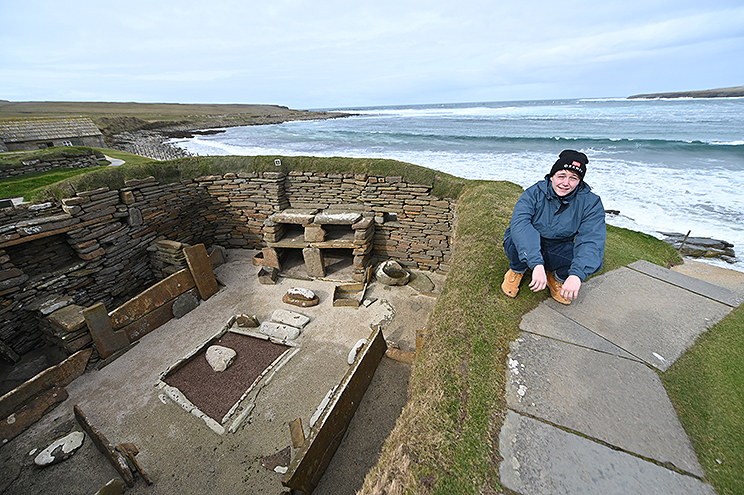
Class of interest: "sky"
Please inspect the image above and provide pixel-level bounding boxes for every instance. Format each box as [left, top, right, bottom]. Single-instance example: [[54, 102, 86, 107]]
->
[[1, 0, 743, 109]]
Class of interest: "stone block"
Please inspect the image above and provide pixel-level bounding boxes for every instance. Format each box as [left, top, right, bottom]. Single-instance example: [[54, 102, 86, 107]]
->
[[282, 287, 320, 307], [120, 190, 135, 204], [261, 247, 282, 270], [127, 207, 143, 226], [271, 309, 310, 328], [46, 304, 86, 332], [304, 224, 326, 242], [302, 247, 325, 278], [206, 345, 236, 372], [172, 292, 199, 318], [259, 321, 301, 340]]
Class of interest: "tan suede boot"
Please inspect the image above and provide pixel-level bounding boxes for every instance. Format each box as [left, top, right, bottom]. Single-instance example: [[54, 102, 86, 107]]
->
[[502, 269, 523, 298], [547, 271, 571, 305]]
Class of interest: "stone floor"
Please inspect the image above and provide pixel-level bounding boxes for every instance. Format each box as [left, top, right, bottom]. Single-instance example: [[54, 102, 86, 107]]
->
[[499, 259, 744, 495], [0, 249, 444, 494]]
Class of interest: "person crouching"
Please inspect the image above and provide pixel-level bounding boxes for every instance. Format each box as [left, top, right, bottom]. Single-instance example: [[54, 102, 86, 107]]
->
[[501, 150, 606, 304]]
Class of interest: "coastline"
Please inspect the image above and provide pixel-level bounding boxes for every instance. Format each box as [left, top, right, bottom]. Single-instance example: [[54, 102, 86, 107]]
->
[[108, 109, 352, 161], [0, 100, 352, 161]]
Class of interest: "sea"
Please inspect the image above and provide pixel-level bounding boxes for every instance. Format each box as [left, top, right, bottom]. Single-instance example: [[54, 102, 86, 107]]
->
[[167, 98, 744, 273]]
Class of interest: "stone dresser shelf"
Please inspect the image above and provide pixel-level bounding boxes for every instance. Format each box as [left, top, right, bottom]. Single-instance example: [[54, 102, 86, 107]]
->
[[258, 208, 375, 281]]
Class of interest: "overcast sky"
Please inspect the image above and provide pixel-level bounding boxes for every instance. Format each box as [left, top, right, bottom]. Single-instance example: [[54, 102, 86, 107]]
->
[[1, 0, 742, 109]]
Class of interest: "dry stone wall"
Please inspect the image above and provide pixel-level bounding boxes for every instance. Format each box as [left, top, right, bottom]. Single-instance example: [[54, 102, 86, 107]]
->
[[0, 151, 105, 180], [0, 169, 454, 360]]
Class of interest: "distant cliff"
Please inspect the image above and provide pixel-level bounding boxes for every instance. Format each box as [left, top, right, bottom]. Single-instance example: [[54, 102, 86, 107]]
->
[[629, 85, 744, 99]]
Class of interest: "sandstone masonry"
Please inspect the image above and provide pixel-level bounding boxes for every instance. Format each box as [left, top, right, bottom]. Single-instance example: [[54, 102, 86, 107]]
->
[[0, 170, 454, 361]]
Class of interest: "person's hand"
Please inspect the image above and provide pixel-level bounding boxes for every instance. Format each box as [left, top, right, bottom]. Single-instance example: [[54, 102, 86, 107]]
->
[[529, 265, 547, 292], [561, 275, 582, 301]]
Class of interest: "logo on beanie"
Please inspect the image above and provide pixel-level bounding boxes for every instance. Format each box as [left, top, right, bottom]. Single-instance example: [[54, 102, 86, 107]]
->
[[572, 161, 581, 167]]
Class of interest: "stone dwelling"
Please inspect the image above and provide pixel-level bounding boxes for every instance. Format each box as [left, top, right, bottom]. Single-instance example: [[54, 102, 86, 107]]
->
[[0, 168, 454, 369], [0, 117, 105, 152]]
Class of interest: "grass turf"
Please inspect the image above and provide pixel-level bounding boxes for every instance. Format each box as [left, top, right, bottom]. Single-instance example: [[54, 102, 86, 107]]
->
[[662, 305, 744, 495]]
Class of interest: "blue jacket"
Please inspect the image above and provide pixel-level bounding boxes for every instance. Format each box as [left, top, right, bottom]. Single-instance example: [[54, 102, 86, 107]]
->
[[504, 176, 606, 281]]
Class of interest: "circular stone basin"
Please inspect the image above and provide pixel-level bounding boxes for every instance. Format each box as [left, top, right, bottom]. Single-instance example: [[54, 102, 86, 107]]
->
[[376, 260, 410, 286]]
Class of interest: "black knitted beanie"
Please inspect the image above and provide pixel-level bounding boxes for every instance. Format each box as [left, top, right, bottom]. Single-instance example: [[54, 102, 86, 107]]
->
[[549, 150, 588, 179]]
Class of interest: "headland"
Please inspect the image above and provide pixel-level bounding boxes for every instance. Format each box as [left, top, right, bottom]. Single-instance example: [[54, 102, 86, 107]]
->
[[628, 85, 744, 99]]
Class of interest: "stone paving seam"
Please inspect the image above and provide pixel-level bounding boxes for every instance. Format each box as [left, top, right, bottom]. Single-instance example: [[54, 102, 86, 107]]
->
[[503, 408, 709, 481], [628, 260, 743, 307], [499, 410, 717, 495], [506, 331, 705, 476], [519, 303, 642, 361]]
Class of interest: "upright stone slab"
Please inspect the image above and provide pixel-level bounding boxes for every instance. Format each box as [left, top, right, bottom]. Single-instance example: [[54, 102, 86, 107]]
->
[[74, 405, 134, 487], [261, 247, 282, 270], [183, 243, 219, 301], [83, 303, 129, 359], [302, 247, 325, 278]]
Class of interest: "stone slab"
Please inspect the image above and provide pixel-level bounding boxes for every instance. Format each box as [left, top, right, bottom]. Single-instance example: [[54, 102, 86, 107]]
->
[[184, 243, 219, 301], [172, 291, 199, 318], [629, 259, 744, 307], [499, 410, 716, 495], [109, 268, 195, 328], [282, 327, 387, 493], [271, 309, 310, 328], [0, 348, 91, 420], [506, 332, 704, 476], [302, 247, 326, 278], [259, 321, 301, 340], [270, 209, 318, 224], [84, 303, 131, 359], [519, 304, 639, 360], [34, 430, 85, 466], [0, 387, 68, 444], [119, 289, 197, 342], [547, 266, 732, 370], [314, 211, 362, 225], [74, 405, 134, 487]]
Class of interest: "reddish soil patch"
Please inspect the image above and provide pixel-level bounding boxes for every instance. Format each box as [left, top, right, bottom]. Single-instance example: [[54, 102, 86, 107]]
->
[[164, 332, 289, 421]]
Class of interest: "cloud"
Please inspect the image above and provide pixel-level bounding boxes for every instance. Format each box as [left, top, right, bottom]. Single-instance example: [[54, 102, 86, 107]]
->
[[1, 0, 743, 106]]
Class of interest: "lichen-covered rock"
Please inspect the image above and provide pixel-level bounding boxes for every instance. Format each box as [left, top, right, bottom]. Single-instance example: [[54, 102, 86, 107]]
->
[[205, 345, 236, 372], [282, 288, 319, 307]]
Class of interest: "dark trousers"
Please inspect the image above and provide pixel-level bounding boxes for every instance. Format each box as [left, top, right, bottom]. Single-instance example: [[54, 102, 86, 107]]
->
[[503, 236, 574, 282]]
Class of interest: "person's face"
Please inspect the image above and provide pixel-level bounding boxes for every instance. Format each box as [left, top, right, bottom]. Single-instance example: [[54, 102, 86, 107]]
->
[[550, 170, 581, 197]]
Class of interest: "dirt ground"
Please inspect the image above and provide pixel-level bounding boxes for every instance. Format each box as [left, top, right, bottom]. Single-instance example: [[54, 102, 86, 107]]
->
[[0, 249, 444, 495]]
